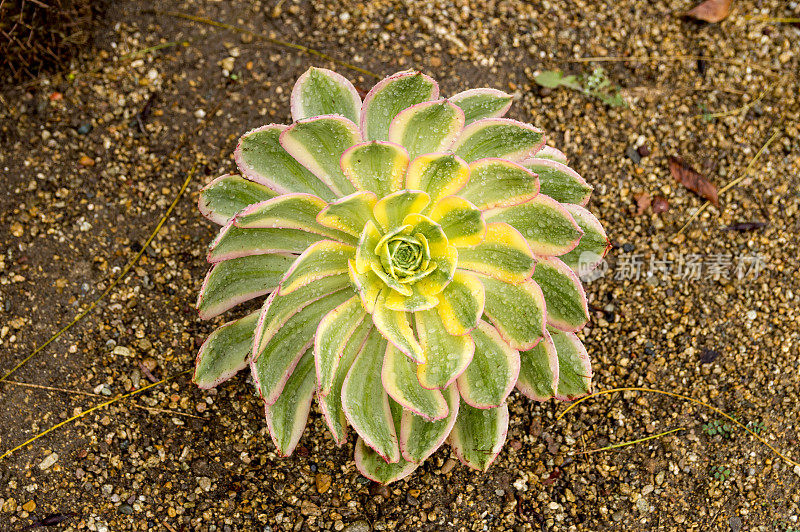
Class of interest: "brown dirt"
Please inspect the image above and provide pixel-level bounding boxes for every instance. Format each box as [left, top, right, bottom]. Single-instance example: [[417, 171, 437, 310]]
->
[[1, 0, 799, 530]]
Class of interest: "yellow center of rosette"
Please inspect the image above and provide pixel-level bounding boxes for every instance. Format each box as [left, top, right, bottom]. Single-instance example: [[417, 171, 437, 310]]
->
[[350, 190, 458, 312]]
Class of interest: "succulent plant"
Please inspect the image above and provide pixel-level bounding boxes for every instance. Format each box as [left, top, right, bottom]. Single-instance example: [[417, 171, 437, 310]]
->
[[194, 67, 609, 483]]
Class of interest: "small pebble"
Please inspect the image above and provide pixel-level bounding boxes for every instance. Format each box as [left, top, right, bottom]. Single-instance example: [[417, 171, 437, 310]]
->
[[39, 452, 59, 470]]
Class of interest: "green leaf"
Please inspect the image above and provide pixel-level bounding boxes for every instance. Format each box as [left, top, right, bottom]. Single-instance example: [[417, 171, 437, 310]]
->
[[279, 240, 355, 295], [318, 320, 372, 444], [558, 204, 610, 274], [252, 288, 354, 404], [234, 125, 335, 201], [355, 436, 418, 484], [197, 253, 295, 319], [199, 174, 277, 225], [457, 320, 519, 408], [254, 274, 351, 356], [235, 193, 355, 244], [427, 196, 486, 248], [316, 296, 367, 395], [404, 153, 470, 205], [460, 158, 539, 210], [382, 343, 448, 421], [265, 346, 316, 456], [207, 222, 322, 263], [340, 141, 409, 197], [400, 384, 459, 462], [457, 222, 535, 284], [516, 330, 559, 401], [361, 70, 439, 141], [388, 100, 464, 159], [317, 190, 377, 238], [550, 328, 592, 400], [478, 275, 546, 350], [533, 145, 568, 164], [280, 116, 360, 197], [452, 118, 544, 163], [194, 311, 259, 388], [532, 257, 589, 332], [450, 401, 509, 471], [372, 190, 430, 233], [521, 158, 592, 206], [485, 194, 583, 256], [436, 271, 485, 336], [450, 88, 513, 125], [372, 290, 425, 363], [342, 328, 400, 462], [533, 70, 581, 90], [348, 259, 382, 314], [291, 66, 361, 123], [534, 70, 564, 88], [415, 308, 474, 389]]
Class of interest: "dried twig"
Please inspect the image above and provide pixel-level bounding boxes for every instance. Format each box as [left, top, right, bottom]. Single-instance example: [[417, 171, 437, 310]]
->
[[0, 370, 191, 461], [145, 10, 382, 79], [0, 164, 197, 383], [557, 387, 799, 468], [574, 427, 686, 455], [565, 54, 775, 74]]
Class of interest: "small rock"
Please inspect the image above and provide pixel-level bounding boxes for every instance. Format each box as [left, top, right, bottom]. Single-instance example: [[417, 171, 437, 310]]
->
[[315, 473, 331, 494], [194, 109, 206, 118], [119, 504, 134, 515], [637, 144, 651, 158], [342, 521, 370, 532], [39, 452, 59, 470], [220, 57, 236, 73], [655, 471, 665, 485], [300, 500, 321, 516], [78, 155, 95, 167], [113, 346, 132, 357], [625, 146, 641, 164], [77, 124, 92, 135], [10, 222, 24, 237], [198, 477, 212, 491], [441, 457, 458, 474], [641, 484, 654, 497], [369, 482, 389, 498], [729, 516, 742, 532], [22, 500, 36, 512]]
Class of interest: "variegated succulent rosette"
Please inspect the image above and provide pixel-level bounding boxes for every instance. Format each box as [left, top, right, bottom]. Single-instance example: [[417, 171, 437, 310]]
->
[[194, 67, 609, 483]]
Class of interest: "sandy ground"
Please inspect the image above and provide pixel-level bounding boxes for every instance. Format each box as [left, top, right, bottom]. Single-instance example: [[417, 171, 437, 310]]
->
[[1, 0, 799, 530]]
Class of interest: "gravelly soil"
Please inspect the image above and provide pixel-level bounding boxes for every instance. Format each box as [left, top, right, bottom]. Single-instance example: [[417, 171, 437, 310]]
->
[[1, 0, 799, 530]]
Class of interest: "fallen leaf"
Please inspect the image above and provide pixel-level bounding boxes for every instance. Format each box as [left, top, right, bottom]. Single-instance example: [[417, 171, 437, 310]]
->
[[633, 191, 651, 215], [668, 156, 719, 206], [543, 467, 561, 486], [699, 348, 721, 364], [652, 196, 670, 214], [722, 221, 767, 232], [686, 0, 733, 23]]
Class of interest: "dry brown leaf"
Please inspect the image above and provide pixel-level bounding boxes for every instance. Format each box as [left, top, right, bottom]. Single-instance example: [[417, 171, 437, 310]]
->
[[652, 196, 670, 214], [686, 0, 733, 23], [668, 156, 719, 206], [633, 191, 651, 216]]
